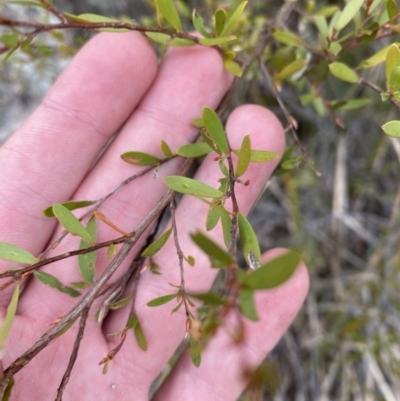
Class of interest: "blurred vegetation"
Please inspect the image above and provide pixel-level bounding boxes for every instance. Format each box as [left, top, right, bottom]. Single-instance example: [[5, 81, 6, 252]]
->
[[1, 0, 400, 399]]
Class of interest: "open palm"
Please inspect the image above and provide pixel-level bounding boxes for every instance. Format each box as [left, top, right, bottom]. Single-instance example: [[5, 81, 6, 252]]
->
[[0, 32, 308, 400]]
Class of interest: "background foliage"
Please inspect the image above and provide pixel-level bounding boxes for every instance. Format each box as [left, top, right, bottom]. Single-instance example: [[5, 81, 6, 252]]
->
[[1, 0, 400, 399]]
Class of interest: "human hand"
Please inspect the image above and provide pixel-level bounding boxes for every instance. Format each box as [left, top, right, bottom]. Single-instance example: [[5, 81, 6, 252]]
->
[[0, 32, 309, 400]]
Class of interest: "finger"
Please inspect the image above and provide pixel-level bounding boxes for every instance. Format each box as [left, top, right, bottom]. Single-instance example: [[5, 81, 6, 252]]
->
[[102, 105, 286, 394], [0, 32, 157, 302], [152, 250, 309, 401], [20, 45, 233, 321]]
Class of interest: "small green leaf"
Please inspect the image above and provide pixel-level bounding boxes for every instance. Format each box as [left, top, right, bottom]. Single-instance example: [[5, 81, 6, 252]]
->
[[331, 98, 372, 110], [145, 32, 195, 46], [313, 16, 329, 37], [382, 120, 400, 137], [176, 142, 212, 157], [127, 315, 147, 351], [164, 176, 224, 198], [360, 43, 400, 69], [220, 1, 248, 36], [238, 289, 258, 321], [109, 295, 132, 310], [238, 213, 261, 268], [161, 140, 174, 158], [70, 281, 90, 290], [240, 251, 300, 290], [78, 216, 96, 285], [61, 286, 81, 298], [142, 228, 172, 257], [235, 135, 251, 177], [120, 151, 161, 166], [188, 292, 227, 305], [43, 200, 96, 217], [34, 271, 63, 290], [206, 205, 221, 231], [107, 243, 116, 258], [0, 283, 19, 357], [190, 334, 202, 367], [389, 65, 400, 92], [0, 243, 38, 264], [155, 0, 182, 31], [335, 0, 364, 31], [187, 255, 195, 266], [220, 208, 232, 249], [233, 149, 278, 163], [53, 204, 93, 243], [190, 231, 233, 268], [2, 376, 15, 401], [199, 36, 237, 46], [192, 10, 210, 37], [215, 9, 227, 36], [147, 293, 177, 307], [192, 117, 205, 128], [171, 301, 183, 313], [203, 107, 229, 154], [329, 62, 359, 83], [386, 44, 400, 88], [275, 59, 306, 81], [386, 0, 398, 22], [223, 58, 243, 77], [272, 31, 303, 47]]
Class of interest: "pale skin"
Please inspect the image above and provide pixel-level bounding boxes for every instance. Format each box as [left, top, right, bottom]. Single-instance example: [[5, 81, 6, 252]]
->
[[0, 32, 309, 400]]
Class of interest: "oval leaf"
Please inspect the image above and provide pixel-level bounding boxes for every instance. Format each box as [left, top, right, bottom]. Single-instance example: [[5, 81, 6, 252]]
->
[[238, 289, 258, 321], [329, 62, 359, 83], [120, 151, 161, 166], [215, 9, 227, 36], [142, 228, 172, 257], [127, 314, 148, 351], [78, 216, 97, 284], [0, 283, 19, 357], [53, 204, 93, 243], [275, 59, 306, 81], [385, 44, 400, 89], [199, 36, 237, 46], [190, 231, 233, 268], [388, 65, 400, 92], [177, 142, 212, 158], [147, 293, 177, 307], [238, 213, 261, 268], [335, 0, 364, 31], [223, 58, 243, 77], [235, 135, 251, 177], [161, 140, 174, 158], [0, 243, 38, 264], [272, 30, 303, 47], [156, 0, 182, 31], [43, 200, 96, 217], [382, 120, 400, 137], [240, 251, 301, 290], [202, 107, 229, 154], [164, 176, 224, 198], [206, 205, 222, 231], [360, 43, 400, 69]]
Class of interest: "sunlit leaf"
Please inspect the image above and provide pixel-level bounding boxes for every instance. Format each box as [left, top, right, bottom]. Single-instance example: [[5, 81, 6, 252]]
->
[[202, 107, 229, 154], [233, 149, 278, 163], [0, 283, 19, 357], [206, 205, 221, 231], [109, 295, 132, 310], [199, 36, 237, 46], [127, 314, 148, 351], [360, 43, 400, 69], [34, 271, 81, 297], [145, 32, 195, 46], [220, 1, 248, 36], [223, 58, 243, 77], [238, 213, 261, 268], [155, 0, 182, 31], [107, 243, 116, 258], [53, 204, 93, 243], [190, 334, 202, 367], [176, 142, 212, 157], [142, 228, 172, 257], [334, 0, 364, 31], [164, 176, 224, 198], [382, 120, 400, 137], [161, 140, 174, 158], [190, 231, 233, 268], [120, 151, 161, 166], [215, 9, 227, 36], [43, 200, 96, 217], [192, 10, 209, 37], [147, 293, 177, 307], [329, 62, 359, 83], [386, 44, 400, 90], [0, 243, 38, 264], [188, 292, 227, 305], [273, 30, 303, 47], [313, 16, 329, 37], [238, 289, 258, 321], [235, 135, 251, 177], [78, 216, 96, 284], [240, 251, 300, 290]]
